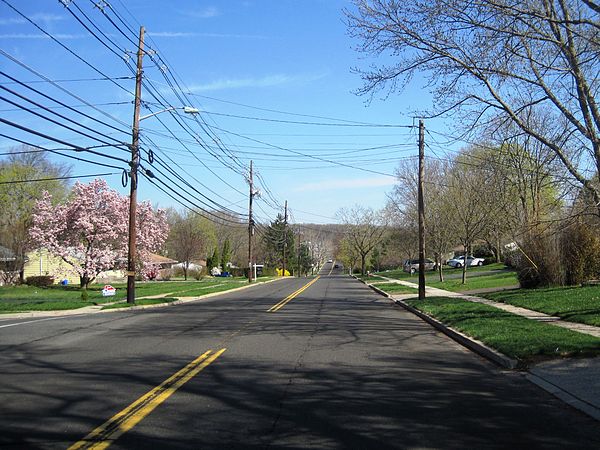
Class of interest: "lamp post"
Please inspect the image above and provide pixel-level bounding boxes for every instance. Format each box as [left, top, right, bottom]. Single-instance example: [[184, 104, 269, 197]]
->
[[126, 104, 200, 304]]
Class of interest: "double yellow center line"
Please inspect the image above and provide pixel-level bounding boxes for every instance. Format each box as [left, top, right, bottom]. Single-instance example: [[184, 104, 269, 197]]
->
[[69, 348, 226, 450], [70, 276, 322, 448], [267, 276, 321, 312]]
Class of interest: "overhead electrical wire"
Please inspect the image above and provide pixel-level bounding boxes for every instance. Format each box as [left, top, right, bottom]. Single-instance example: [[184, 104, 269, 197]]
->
[[0, 172, 118, 185], [1, 0, 133, 96], [0, 82, 130, 149], [0, 133, 127, 171], [0, 48, 133, 131]]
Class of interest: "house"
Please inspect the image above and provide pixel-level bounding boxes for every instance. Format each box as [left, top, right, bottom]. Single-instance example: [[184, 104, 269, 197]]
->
[[24, 249, 178, 285], [23, 248, 80, 285], [172, 259, 206, 272]]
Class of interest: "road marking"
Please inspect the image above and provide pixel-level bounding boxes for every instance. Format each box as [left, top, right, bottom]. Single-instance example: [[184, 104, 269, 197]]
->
[[267, 276, 321, 313], [327, 261, 336, 276], [69, 348, 226, 450], [0, 316, 66, 329]]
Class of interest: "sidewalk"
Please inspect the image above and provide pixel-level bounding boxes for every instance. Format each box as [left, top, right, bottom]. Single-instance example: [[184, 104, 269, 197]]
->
[[362, 275, 600, 421], [375, 275, 600, 338]]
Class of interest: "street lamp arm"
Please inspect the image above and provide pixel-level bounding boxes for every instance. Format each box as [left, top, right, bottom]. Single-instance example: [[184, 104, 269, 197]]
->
[[139, 106, 199, 121]]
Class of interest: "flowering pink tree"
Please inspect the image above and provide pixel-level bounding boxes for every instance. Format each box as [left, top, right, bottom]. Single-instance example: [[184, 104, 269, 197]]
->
[[29, 179, 168, 288]]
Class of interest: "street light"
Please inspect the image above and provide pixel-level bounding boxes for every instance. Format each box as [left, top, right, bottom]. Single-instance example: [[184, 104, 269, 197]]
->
[[139, 106, 200, 121], [126, 105, 199, 304]]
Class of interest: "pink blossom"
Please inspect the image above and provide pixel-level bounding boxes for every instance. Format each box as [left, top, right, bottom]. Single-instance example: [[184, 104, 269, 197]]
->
[[29, 179, 169, 287]]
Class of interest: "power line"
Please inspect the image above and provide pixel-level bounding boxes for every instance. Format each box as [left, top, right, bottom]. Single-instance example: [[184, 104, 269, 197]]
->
[[0, 49, 132, 131], [0, 172, 117, 185], [0, 76, 134, 84], [0, 133, 127, 170], [1, 0, 133, 96], [200, 109, 419, 128], [177, 91, 415, 128]]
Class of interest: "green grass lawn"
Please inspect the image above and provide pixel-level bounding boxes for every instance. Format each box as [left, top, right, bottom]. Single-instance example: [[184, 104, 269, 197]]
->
[[483, 285, 600, 327], [369, 282, 417, 294], [376, 263, 519, 292], [0, 284, 113, 311], [404, 297, 600, 363], [0, 277, 269, 313], [426, 270, 519, 292]]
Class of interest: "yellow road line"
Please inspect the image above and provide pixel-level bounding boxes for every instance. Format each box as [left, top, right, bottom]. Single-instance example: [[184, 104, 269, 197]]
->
[[267, 276, 320, 313], [69, 348, 227, 450], [327, 261, 336, 276]]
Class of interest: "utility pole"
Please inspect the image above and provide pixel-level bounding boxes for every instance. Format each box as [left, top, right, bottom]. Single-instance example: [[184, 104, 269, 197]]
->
[[282, 200, 287, 276], [126, 26, 145, 305], [248, 160, 254, 283], [297, 228, 302, 277], [418, 119, 426, 300]]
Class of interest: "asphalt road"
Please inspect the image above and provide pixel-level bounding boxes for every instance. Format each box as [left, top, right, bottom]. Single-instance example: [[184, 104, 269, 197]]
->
[[1, 263, 599, 449]]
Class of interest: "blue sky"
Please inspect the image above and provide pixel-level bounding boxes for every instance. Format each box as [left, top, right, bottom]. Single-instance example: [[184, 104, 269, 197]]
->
[[0, 0, 446, 225]]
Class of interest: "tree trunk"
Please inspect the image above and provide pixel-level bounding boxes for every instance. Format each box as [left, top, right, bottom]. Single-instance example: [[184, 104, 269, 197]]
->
[[361, 253, 367, 275], [437, 254, 444, 282], [496, 233, 502, 263], [461, 245, 468, 285]]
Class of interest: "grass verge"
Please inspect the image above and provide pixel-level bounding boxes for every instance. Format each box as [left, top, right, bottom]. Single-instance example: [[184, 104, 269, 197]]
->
[[404, 297, 600, 363], [482, 285, 600, 327], [369, 282, 417, 294], [0, 277, 272, 313]]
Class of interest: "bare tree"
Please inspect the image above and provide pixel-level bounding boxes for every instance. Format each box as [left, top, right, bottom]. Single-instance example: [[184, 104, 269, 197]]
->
[[388, 159, 454, 280], [337, 205, 388, 275], [347, 0, 600, 214], [446, 150, 503, 283], [166, 210, 216, 280]]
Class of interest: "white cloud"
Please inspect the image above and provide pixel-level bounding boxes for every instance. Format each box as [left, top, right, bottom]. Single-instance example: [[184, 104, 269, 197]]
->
[[0, 13, 64, 25], [294, 177, 396, 193], [0, 33, 87, 40], [186, 73, 327, 92], [185, 6, 220, 19], [147, 31, 264, 39]]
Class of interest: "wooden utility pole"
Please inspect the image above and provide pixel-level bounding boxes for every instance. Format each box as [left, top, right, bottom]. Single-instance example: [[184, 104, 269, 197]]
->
[[418, 119, 426, 300], [126, 26, 144, 305], [297, 228, 302, 277], [248, 160, 254, 283], [282, 200, 288, 276]]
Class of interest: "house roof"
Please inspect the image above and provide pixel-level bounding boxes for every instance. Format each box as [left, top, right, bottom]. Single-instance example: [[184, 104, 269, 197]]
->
[[148, 253, 178, 265]]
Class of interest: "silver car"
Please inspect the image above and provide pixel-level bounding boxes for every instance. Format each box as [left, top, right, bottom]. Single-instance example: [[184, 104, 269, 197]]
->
[[403, 258, 437, 274]]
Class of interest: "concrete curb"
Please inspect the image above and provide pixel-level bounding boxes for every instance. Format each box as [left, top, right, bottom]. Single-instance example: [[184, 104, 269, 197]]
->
[[392, 297, 519, 369], [353, 275, 519, 369], [355, 275, 600, 422]]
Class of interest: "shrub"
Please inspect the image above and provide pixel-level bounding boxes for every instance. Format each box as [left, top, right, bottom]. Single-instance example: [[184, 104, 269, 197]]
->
[[561, 222, 600, 285], [159, 268, 172, 281], [472, 244, 495, 260], [230, 267, 245, 277], [515, 232, 562, 288], [25, 275, 54, 287], [191, 268, 206, 280]]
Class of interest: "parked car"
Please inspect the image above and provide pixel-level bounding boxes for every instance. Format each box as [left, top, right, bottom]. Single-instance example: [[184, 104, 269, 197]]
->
[[403, 258, 437, 274], [446, 255, 485, 268]]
